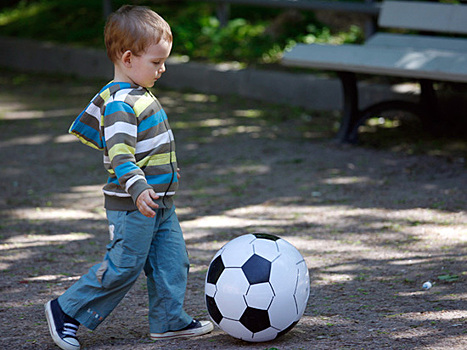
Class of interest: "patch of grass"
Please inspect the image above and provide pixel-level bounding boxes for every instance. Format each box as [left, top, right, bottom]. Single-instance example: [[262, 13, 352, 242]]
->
[[438, 274, 460, 282]]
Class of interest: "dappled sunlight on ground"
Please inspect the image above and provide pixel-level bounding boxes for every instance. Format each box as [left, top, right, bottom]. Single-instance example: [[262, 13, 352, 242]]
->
[[6, 207, 102, 221], [1, 232, 93, 246], [1, 107, 80, 120], [0, 134, 52, 147]]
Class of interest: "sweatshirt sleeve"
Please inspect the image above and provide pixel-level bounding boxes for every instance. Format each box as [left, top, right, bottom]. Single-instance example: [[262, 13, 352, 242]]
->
[[103, 100, 152, 203]]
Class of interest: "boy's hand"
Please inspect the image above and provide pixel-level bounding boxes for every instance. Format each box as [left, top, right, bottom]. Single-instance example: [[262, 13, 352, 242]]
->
[[136, 189, 159, 218], [177, 168, 181, 180]]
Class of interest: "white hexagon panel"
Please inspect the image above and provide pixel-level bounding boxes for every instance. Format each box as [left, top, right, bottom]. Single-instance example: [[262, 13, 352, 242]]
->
[[214, 268, 249, 320], [245, 282, 275, 310]]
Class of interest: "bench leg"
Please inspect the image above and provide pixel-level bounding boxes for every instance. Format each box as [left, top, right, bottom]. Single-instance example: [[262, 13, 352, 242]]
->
[[336, 76, 444, 143], [355, 100, 423, 140], [336, 72, 361, 143], [419, 79, 443, 135]]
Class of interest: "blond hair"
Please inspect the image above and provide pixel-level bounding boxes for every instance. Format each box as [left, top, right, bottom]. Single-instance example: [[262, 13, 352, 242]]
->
[[104, 5, 172, 63]]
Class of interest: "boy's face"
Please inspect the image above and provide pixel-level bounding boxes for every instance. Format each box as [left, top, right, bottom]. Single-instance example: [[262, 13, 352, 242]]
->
[[127, 39, 172, 88]]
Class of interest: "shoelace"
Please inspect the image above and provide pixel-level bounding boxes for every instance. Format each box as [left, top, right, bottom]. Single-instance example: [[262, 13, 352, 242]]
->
[[63, 323, 79, 338]]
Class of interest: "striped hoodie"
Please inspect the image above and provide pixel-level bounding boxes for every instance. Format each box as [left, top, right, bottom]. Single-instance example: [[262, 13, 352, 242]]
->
[[69, 82, 178, 211]]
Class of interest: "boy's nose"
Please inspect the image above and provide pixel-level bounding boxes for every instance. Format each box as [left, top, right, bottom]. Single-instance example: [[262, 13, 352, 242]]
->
[[159, 64, 166, 73]]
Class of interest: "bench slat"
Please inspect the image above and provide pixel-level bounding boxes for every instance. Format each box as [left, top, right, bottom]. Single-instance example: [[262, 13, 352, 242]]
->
[[282, 43, 467, 83], [366, 33, 467, 53], [379, 1, 467, 34]]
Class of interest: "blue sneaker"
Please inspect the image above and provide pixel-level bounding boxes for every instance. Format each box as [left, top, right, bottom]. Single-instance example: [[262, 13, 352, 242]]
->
[[45, 299, 80, 350], [150, 319, 214, 340]]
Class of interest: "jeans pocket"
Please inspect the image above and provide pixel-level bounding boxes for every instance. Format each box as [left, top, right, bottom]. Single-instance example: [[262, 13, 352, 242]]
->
[[100, 254, 138, 289], [108, 241, 137, 268]]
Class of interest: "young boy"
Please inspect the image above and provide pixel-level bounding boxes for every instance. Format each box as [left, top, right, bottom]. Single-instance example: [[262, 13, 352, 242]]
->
[[44, 5, 213, 350]]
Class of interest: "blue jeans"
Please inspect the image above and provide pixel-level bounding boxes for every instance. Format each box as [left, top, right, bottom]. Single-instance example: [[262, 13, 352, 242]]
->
[[58, 207, 192, 333]]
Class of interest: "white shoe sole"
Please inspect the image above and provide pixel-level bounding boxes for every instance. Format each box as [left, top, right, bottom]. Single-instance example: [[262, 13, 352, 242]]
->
[[44, 301, 80, 350], [150, 320, 214, 340]]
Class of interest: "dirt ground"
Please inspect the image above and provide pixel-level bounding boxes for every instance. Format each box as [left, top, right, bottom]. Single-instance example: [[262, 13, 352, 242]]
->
[[0, 69, 466, 349]]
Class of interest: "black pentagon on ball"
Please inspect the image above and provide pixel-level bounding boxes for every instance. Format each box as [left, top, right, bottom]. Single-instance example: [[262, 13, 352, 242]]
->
[[207, 255, 225, 284], [242, 254, 271, 284], [239, 307, 271, 333], [206, 295, 223, 325], [252, 232, 280, 241]]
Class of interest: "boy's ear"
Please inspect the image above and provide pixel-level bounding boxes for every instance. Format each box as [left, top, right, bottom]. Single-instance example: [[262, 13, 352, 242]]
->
[[121, 50, 132, 67]]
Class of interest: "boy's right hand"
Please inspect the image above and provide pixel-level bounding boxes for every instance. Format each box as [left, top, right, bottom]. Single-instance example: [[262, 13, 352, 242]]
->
[[136, 189, 159, 218]]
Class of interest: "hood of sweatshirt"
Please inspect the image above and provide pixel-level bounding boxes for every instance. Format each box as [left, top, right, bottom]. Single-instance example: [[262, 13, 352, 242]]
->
[[68, 81, 141, 150]]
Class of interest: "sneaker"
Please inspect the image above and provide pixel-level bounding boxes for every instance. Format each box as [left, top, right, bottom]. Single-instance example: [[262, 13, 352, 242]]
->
[[45, 299, 80, 350], [150, 319, 214, 340]]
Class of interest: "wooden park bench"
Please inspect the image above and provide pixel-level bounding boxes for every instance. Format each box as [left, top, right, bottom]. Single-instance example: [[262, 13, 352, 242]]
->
[[282, 1, 467, 143]]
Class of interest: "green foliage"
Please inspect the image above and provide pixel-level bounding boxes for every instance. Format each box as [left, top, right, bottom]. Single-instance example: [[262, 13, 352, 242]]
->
[[165, 2, 363, 64], [0, 0, 363, 64], [171, 14, 284, 63], [0, 0, 107, 47]]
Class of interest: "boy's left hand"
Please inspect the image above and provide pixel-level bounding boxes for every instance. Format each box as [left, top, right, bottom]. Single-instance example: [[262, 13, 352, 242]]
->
[[136, 189, 159, 218], [177, 168, 181, 180]]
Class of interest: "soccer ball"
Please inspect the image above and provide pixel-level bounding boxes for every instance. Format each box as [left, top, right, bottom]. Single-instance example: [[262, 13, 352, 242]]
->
[[205, 233, 309, 342]]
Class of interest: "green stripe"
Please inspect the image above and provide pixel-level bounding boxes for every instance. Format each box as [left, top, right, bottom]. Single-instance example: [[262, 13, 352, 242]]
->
[[109, 143, 135, 161]]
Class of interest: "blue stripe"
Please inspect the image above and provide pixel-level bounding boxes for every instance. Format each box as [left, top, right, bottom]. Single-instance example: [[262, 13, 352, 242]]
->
[[115, 162, 140, 179], [107, 173, 177, 185], [72, 121, 102, 147], [147, 173, 178, 185], [105, 101, 135, 116], [101, 82, 132, 93], [139, 109, 168, 132], [107, 177, 119, 184]]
